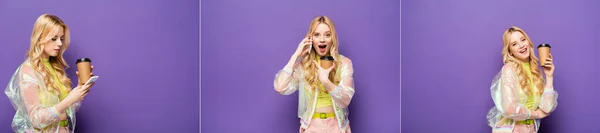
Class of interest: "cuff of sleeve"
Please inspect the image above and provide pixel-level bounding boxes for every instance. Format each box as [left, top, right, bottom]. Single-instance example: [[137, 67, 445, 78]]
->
[[49, 107, 60, 118], [282, 68, 293, 75], [526, 108, 532, 119], [543, 88, 555, 93], [330, 86, 342, 99]]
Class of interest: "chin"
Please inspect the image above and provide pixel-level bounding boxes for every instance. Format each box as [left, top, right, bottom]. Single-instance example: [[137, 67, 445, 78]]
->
[[317, 52, 327, 56]]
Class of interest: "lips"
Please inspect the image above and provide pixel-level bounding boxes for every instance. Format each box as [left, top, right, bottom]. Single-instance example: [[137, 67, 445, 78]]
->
[[519, 48, 527, 53], [317, 44, 327, 52]]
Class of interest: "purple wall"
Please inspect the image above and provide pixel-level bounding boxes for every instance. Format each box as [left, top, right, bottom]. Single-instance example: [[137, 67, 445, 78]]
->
[[0, 0, 199, 133], [201, 0, 399, 132], [402, 0, 600, 132]]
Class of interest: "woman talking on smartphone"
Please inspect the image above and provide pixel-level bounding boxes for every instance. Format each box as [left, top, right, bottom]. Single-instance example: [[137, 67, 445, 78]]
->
[[274, 16, 355, 133]]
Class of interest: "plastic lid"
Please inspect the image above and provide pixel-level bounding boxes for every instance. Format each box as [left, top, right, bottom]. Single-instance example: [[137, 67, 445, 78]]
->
[[537, 44, 551, 49], [320, 56, 334, 61], [76, 58, 92, 63]]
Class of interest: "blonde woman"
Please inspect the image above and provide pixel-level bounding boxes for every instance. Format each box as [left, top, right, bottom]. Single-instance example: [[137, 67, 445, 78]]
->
[[5, 14, 94, 133], [487, 26, 558, 133], [274, 16, 354, 133]]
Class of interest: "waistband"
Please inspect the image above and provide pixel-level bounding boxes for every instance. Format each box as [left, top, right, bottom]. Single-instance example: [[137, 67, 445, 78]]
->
[[312, 113, 336, 119], [516, 119, 534, 125], [60, 120, 68, 127]]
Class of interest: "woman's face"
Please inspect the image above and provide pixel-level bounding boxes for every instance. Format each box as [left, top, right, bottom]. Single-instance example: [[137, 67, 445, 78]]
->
[[42, 27, 65, 58], [311, 23, 333, 56], [508, 31, 530, 62]]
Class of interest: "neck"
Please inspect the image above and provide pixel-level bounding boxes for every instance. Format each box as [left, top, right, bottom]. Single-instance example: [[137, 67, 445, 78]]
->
[[517, 57, 529, 63], [41, 53, 50, 61], [317, 54, 331, 57]]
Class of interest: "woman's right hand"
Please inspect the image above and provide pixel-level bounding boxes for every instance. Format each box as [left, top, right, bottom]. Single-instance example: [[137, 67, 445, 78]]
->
[[64, 83, 94, 104], [294, 37, 313, 57]]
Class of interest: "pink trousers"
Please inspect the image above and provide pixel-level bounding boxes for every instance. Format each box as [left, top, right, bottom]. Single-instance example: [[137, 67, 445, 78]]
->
[[512, 124, 536, 133], [299, 118, 351, 133], [493, 124, 536, 133]]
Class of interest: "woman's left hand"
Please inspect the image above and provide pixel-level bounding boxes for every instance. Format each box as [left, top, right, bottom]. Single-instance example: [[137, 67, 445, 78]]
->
[[543, 53, 554, 78], [311, 60, 336, 83]]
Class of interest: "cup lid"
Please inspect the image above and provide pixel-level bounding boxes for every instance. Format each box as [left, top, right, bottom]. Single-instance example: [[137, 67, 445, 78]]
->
[[76, 58, 92, 63], [320, 56, 334, 61], [537, 44, 551, 49]]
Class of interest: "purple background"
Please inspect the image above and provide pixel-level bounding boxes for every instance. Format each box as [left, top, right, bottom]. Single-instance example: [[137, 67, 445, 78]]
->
[[201, 0, 399, 132], [0, 0, 199, 133], [402, 0, 600, 132]]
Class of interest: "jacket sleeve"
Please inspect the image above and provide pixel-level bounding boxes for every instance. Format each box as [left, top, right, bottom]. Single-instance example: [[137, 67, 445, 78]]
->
[[490, 64, 531, 121], [7, 65, 61, 129], [329, 57, 355, 108], [538, 83, 558, 113], [274, 59, 303, 95]]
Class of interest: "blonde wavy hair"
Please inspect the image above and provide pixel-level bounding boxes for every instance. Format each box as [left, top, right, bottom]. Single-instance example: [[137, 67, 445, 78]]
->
[[26, 14, 72, 92], [501, 26, 544, 96], [301, 16, 342, 94]]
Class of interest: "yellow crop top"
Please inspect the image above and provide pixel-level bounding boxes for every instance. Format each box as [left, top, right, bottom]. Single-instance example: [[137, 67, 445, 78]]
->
[[516, 62, 540, 124], [42, 58, 70, 126], [42, 58, 69, 100], [315, 56, 333, 108], [521, 62, 540, 109]]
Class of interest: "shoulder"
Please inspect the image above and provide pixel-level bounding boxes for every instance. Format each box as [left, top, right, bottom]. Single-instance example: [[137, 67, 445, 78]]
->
[[16, 60, 42, 81], [18, 60, 36, 74], [501, 62, 517, 73], [338, 54, 353, 65]]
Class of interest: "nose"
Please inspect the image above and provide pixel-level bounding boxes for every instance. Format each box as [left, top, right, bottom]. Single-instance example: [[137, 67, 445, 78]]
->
[[517, 42, 525, 48], [56, 40, 63, 47], [319, 36, 325, 43]]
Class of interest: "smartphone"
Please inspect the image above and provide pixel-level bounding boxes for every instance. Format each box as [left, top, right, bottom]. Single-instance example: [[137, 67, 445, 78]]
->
[[83, 76, 99, 86], [308, 37, 312, 54]]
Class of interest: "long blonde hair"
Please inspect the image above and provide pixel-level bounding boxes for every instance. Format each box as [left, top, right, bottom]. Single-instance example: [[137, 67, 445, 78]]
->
[[501, 26, 544, 95], [26, 14, 72, 92], [301, 16, 342, 94]]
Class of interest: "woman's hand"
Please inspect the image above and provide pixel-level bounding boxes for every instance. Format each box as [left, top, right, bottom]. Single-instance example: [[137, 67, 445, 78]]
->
[[294, 37, 313, 57], [542, 53, 554, 78], [64, 83, 94, 105], [311, 60, 336, 84]]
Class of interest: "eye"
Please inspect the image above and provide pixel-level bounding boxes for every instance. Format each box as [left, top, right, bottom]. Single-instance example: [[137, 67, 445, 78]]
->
[[314, 33, 320, 37], [51, 38, 57, 41], [521, 39, 526, 42], [326, 34, 331, 37], [60, 38, 65, 41], [511, 43, 516, 46]]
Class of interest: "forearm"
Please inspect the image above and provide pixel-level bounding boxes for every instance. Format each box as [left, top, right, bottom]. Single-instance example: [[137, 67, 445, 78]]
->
[[284, 54, 300, 72], [323, 80, 354, 107], [323, 80, 336, 92], [545, 77, 554, 89], [539, 77, 559, 113], [530, 109, 549, 119], [274, 55, 301, 95], [502, 105, 532, 121], [27, 99, 74, 129], [53, 99, 74, 114]]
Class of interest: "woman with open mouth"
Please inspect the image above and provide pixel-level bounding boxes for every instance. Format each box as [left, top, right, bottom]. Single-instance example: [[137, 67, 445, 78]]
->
[[274, 15, 355, 133], [486, 26, 558, 133]]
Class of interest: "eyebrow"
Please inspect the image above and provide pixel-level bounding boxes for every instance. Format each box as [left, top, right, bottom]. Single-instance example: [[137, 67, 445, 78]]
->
[[314, 31, 331, 34]]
